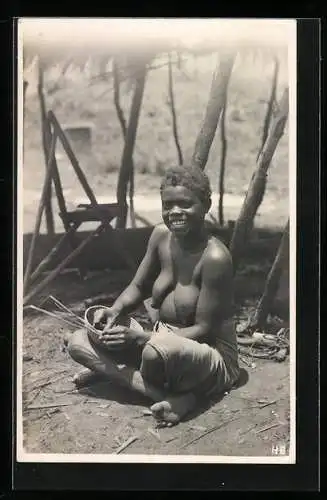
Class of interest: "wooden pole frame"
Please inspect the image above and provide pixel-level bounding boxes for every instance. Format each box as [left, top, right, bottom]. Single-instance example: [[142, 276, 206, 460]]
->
[[27, 225, 78, 286], [38, 59, 55, 235], [238, 219, 290, 334], [254, 219, 289, 327], [48, 111, 136, 269], [44, 114, 70, 232], [48, 110, 98, 207], [113, 59, 136, 228], [23, 131, 57, 294], [191, 51, 236, 171], [218, 94, 228, 226], [257, 57, 279, 162], [230, 87, 289, 270], [116, 61, 147, 229], [23, 224, 106, 306], [167, 52, 183, 166], [24, 108, 138, 302]]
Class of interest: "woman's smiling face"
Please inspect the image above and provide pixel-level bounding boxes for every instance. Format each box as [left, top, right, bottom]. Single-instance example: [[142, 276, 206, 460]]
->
[[161, 185, 209, 237]]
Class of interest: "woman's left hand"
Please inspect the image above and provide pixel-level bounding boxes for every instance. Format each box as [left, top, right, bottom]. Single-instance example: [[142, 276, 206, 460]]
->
[[100, 325, 150, 349]]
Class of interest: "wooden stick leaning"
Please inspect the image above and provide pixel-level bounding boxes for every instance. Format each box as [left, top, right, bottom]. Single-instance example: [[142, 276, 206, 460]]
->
[[48, 110, 98, 207], [113, 59, 136, 229], [218, 94, 228, 226], [116, 61, 147, 229], [23, 223, 106, 306], [230, 88, 289, 270], [23, 131, 57, 295], [49, 144, 70, 232], [167, 52, 183, 166], [191, 50, 236, 171], [49, 109, 136, 271], [252, 219, 290, 328], [38, 59, 55, 235], [26, 110, 136, 301], [41, 109, 70, 232], [256, 57, 279, 162], [27, 225, 78, 286]]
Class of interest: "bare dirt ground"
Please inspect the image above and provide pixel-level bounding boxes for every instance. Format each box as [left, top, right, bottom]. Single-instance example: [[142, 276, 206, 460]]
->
[[21, 54, 291, 458], [22, 271, 290, 457]]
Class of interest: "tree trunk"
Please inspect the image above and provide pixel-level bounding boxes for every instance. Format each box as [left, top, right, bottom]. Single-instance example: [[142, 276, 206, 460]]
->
[[113, 59, 136, 228], [191, 51, 236, 171], [230, 87, 289, 270], [257, 57, 279, 161], [246, 57, 279, 234], [37, 59, 55, 235], [218, 94, 228, 226], [168, 52, 183, 165], [116, 62, 147, 229], [253, 219, 289, 328]]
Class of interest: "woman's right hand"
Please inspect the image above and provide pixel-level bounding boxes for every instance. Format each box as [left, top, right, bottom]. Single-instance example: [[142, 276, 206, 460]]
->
[[93, 307, 120, 331]]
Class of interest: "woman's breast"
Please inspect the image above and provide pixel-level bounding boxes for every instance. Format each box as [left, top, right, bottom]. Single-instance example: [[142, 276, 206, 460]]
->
[[151, 270, 174, 309], [159, 283, 200, 326]]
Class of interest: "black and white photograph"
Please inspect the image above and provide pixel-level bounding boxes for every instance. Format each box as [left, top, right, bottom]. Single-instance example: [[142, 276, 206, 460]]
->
[[17, 18, 296, 463]]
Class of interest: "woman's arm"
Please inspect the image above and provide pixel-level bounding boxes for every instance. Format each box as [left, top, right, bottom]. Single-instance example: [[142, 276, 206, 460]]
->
[[110, 225, 165, 316], [176, 246, 233, 342]]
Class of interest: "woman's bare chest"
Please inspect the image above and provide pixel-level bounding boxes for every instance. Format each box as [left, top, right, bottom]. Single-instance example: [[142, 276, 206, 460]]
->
[[151, 235, 207, 314], [159, 239, 204, 286]]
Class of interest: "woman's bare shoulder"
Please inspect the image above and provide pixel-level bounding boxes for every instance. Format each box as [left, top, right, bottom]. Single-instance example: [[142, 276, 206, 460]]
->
[[148, 223, 169, 247], [205, 236, 233, 273], [153, 222, 169, 233]]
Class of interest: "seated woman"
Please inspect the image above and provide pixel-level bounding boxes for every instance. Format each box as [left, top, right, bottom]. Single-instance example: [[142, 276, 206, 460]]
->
[[68, 164, 240, 426]]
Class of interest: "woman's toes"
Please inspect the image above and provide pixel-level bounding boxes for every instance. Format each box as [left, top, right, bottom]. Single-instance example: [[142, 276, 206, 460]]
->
[[73, 369, 103, 388], [150, 401, 180, 425], [150, 402, 166, 419]]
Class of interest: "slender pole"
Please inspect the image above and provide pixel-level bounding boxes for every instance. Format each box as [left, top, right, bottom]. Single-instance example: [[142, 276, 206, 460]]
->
[[230, 88, 289, 270], [168, 52, 183, 165], [45, 117, 70, 232], [113, 59, 136, 228], [218, 94, 228, 226], [257, 57, 279, 161], [23, 224, 105, 306], [191, 51, 236, 171], [51, 157, 70, 232], [48, 110, 98, 207], [38, 60, 55, 235], [116, 61, 147, 229], [253, 219, 289, 327], [49, 110, 136, 271], [27, 225, 77, 286], [129, 171, 136, 229], [23, 132, 57, 294], [113, 59, 127, 136]]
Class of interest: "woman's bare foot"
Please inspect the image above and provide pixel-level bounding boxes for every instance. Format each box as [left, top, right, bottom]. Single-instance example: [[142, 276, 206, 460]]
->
[[73, 368, 106, 388], [150, 392, 197, 427]]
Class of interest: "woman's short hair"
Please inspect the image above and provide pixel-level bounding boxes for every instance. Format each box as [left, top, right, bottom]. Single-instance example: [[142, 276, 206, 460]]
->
[[160, 164, 212, 207]]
